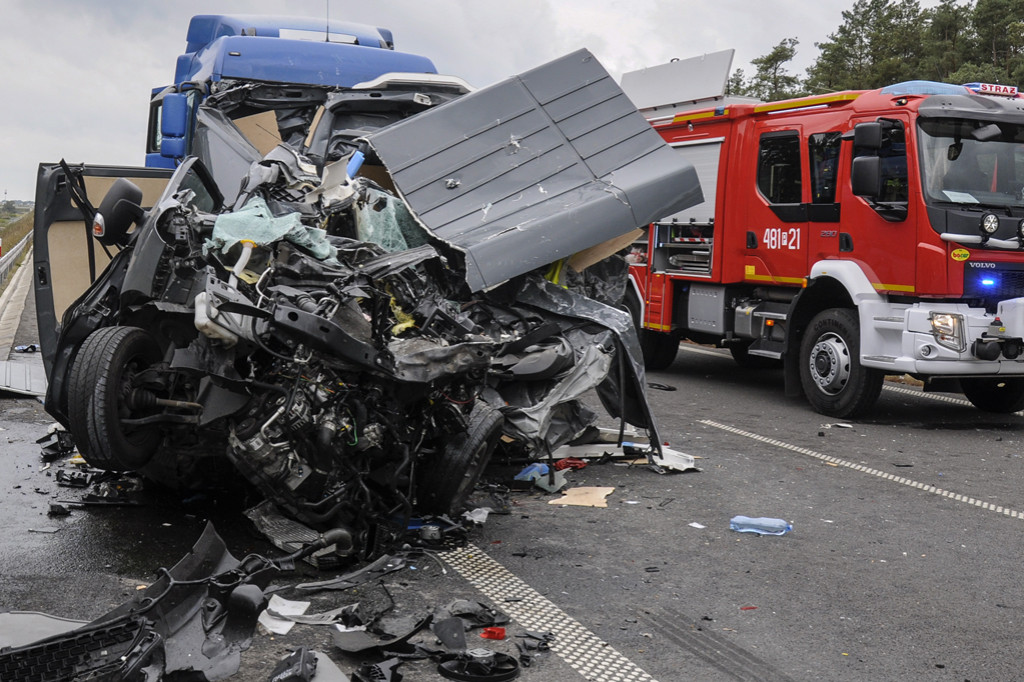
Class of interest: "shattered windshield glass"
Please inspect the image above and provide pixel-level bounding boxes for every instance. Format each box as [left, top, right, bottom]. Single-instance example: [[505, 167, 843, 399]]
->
[[918, 117, 1024, 208]]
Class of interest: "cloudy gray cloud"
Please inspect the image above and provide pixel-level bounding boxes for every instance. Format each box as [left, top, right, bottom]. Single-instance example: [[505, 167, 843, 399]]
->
[[1, 0, 879, 200]]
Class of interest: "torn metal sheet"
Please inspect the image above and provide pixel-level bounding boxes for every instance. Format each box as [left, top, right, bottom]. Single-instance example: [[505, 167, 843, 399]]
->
[[258, 594, 310, 635], [0, 360, 47, 397], [366, 48, 702, 292]]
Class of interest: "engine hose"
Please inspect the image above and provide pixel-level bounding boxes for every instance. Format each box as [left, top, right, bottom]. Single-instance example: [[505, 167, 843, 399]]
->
[[295, 500, 347, 525], [251, 380, 289, 397], [299, 485, 348, 512]]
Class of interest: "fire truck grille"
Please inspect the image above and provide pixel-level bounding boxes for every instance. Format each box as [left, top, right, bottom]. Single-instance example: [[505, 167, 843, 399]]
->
[[962, 263, 1024, 301]]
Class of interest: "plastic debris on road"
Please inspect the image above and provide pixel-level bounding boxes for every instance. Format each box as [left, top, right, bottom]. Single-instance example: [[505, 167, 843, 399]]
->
[[258, 595, 310, 635], [729, 515, 792, 535]]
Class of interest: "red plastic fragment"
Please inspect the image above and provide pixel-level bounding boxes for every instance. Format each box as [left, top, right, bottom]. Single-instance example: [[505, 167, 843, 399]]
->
[[553, 457, 587, 471], [740, 606, 758, 611], [480, 627, 506, 640]]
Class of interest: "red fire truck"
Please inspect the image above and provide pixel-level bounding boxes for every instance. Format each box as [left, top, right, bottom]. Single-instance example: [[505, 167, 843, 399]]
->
[[622, 55, 1024, 418]]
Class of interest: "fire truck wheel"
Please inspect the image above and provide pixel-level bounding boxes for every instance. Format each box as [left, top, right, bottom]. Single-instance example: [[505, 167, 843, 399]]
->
[[799, 308, 884, 418], [625, 289, 679, 369], [960, 378, 1024, 413], [641, 333, 680, 370], [68, 326, 163, 471]]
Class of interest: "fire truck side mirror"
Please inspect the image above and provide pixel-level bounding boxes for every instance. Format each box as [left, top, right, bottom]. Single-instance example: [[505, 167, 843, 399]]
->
[[853, 122, 883, 150], [851, 156, 882, 198]]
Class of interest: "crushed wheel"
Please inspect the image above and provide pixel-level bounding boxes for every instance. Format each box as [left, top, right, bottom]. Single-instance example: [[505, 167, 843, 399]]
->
[[67, 326, 163, 470], [418, 404, 504, 517]]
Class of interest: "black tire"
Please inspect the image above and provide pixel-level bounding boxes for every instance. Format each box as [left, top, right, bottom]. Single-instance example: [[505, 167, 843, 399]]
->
[[960, 377, 1024, 413], [624, 288, 679, 370], [798, 308, 883, 418], [67, 348, 95, 461], [418, 403, 504, 516], [729, 340, 782, 369], [67, 326, 163, 471]]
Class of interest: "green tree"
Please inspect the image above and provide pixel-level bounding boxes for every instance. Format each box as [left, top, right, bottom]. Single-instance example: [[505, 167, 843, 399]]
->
[[0, 201, 14, 217], [971, 0, 1024, 79], [726, 68, 749, 96], [747, 38, 802, 101], [805, 0, 925, 92], [946, 61, 1008, 84], [871, 0, 925, 84], [920, 0, 974, 82]]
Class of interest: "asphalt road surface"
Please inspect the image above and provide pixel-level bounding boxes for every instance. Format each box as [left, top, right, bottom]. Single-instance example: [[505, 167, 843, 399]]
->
[[2, 283, 1023, 681]]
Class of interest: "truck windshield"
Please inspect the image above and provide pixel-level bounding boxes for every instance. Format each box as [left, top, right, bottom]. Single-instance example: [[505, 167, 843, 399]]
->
[[918, 117, 1024, 208]]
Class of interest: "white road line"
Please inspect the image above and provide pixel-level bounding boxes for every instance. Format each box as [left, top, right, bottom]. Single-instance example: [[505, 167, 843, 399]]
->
[[442, 544, 659, 682], [698, 419, 1024, 520]]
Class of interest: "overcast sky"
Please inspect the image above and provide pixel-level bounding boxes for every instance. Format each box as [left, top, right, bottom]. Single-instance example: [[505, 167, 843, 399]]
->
[[1, 0, 904, 201]]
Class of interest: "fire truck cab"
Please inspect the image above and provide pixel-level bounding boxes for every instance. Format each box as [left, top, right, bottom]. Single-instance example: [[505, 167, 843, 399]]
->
[[622, 52, 1024, 418]]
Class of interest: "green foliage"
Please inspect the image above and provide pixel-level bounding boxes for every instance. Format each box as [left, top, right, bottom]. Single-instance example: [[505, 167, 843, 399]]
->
[[0, 212, 33, 252], [726, 68, 748, 96], [749, 0, 1024, 102], [748, 38, 804, 100]]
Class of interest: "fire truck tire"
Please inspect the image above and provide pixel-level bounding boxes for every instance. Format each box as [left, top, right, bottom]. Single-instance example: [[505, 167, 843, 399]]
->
[[799, 308, 884, 418], [418, 403, 504, 517], [68, 326, 163, 471], [729, 341, 783, 369], [960, 378, 1024, 413], [641, 333, 680, 370], [624, 289, 679, 369]]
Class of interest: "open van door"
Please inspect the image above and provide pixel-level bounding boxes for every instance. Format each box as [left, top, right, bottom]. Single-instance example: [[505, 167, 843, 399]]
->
[[33, 163, 172, 399]]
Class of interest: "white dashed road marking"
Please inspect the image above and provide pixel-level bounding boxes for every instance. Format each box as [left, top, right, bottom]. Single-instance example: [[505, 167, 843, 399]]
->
[[442, 544, 659, 682], [699, 419, 1024, 519]]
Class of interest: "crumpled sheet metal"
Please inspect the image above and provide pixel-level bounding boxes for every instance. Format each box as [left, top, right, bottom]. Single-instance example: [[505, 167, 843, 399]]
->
[[500, 333, 612, 451], [510, 276, 661, 451], [366, 48, 702, 292], [390, 337, 496, 383]]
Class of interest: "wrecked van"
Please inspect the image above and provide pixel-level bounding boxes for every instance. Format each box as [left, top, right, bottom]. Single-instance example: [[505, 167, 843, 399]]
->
[[33, 50, 701, 558]]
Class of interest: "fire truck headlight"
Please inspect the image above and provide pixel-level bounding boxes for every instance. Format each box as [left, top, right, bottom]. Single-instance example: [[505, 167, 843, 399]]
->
[[981, 212, 1000, 236], [929, 312, 966, 352]]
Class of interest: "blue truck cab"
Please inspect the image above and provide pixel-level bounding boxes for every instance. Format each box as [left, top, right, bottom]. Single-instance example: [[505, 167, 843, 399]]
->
[[146, 14, 442, 168]]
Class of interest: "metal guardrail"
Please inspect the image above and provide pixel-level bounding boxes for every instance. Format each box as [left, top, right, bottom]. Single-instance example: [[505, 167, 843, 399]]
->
[[0, 233, 32, 288]]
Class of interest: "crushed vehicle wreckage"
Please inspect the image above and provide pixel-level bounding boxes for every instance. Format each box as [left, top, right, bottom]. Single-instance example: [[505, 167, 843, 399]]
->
[[34, 49, 701, 560]]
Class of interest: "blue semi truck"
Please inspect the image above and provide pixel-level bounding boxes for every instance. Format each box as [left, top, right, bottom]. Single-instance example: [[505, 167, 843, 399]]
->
[[145, 14, 469, 169]]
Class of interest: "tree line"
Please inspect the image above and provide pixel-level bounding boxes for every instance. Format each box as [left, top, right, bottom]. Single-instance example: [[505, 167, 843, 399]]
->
[[729, 0, 1024, 101]]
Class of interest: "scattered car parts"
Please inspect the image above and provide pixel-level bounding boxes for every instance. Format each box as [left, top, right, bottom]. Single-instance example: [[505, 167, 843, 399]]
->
[[0, 524, 280, 681]]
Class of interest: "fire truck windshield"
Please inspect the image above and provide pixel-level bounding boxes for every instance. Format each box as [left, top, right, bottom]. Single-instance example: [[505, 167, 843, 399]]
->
[[918, 117, 1024, 209]]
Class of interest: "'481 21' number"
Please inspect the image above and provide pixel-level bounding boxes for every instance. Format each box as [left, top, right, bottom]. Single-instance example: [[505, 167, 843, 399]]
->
[[763, 227, 800, 250]]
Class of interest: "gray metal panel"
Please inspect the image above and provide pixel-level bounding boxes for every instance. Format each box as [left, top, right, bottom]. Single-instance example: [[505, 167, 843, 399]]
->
[[366, 49, 702, 292], [662, 141, 722, 224], [0, 360, 47, 397], [688, 283, 727, 333], [620, 50, 734, 112]]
